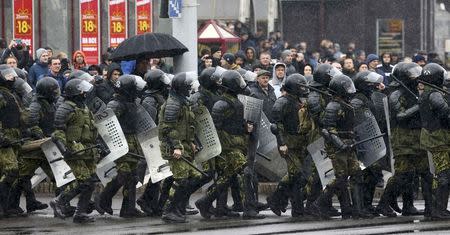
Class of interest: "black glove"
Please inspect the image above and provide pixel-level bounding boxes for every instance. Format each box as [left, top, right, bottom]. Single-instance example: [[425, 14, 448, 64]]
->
[[0, 135, 12, 148]]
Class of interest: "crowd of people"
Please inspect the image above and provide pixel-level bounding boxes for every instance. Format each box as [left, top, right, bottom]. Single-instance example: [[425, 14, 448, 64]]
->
[[0, 28, 449, 226]]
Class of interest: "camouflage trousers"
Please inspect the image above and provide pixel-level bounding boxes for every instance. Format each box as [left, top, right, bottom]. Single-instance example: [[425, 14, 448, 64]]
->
[[63, 159, 96, 193]]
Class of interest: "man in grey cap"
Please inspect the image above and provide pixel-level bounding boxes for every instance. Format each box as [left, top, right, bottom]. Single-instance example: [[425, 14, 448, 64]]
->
[[28, 48, 49, 89]]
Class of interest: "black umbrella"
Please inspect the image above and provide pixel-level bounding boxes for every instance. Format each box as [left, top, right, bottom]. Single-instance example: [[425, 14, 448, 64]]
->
[[110, 33, 189, 61]]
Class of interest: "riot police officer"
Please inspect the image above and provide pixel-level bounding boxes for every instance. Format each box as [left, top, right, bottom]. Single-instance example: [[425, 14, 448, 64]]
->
[[96, 75, 147, 218], [376, 63, 432, 217], [305, 64, 341, 216], [137, 69, 171, 216], [49, 78, 98, 223], [159, 72, 206, 223], [10, 77, 59, 214], [210, 70, 264, 219], [268, 73, 312, 217], [310, 74, 360, 219], [0, 66, 23, 218], [418, 63, 450, 219]]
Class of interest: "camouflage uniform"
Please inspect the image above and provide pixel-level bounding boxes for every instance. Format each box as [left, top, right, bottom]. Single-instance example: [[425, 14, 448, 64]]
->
[[0, 85, 22, 216], [267, 94, 312, 217]]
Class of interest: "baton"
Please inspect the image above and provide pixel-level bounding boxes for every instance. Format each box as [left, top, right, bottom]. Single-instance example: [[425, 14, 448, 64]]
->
[[10, 137, 31, 145], [128, 152, 146, 159], [391, 75, 419, 100], [71, 144, 101, 156], [180, 155, 209, 177]]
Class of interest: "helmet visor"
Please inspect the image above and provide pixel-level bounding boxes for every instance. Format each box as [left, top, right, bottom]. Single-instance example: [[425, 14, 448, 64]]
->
[[185, 71, 199, 93], [161, 73, 171, 85], [345, 80, 356, 94], [407, 66, 422, 79], [134, 75, 147, 91], [79, 72, 95, 83], [367, 72, 384, 84], [14, 78, 33, 94], [329, 67, 343, 78], [243, 71, 257, 82], [1, 68, 18, 81], [77, 80, 93, 93]]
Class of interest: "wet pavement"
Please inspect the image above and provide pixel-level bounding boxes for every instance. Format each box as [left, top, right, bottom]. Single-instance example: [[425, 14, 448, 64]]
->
[[1, 194, 450, 234]]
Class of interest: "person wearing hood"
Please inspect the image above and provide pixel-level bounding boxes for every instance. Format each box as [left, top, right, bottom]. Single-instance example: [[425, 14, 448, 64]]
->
[[377, 53, 394, 85], [95, 63, 123, 104], [72, 50, 88, 71], [269, 62, 286, 98], [280, 50, 297, 76], [244, 47, 257, 70], [28, 48, 50, 89]]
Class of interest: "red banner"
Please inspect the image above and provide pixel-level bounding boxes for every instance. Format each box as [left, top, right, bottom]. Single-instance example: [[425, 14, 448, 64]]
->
[[108, 0, 127, 48], [12, 0, 34, 56], [135, 0, 152, 35], [80, 0, 100, 65]]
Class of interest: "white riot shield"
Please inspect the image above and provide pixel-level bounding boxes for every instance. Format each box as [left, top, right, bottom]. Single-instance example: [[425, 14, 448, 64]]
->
[[307, 137, 336, 189], [30, 167, 48, 189], [95, 108, 129, 168], [96, 161, 118, 186], [135, 105, 173, 184], [238, 95, 263, 123], [41, 140, 76, 187], [194, 106, 222, 163], [139, 127, 172, 183], [254, 112, 288, 181]]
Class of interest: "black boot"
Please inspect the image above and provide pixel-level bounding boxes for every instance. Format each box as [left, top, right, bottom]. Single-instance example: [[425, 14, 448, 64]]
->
[[402, 186, 422, 216], [309, 187, 334, 219], [375, 181, 397, 217], [290, 177, 305, 217], [73, 181, 95, 224], [6, 179, 24, 216], [429, 171, 450, 220], [50, 184, 82, 219], [119, 174, 144, 218], [96, 176, 122, 215], [137, 182, 160, 216], [215, 184, 240, 218], [420, 172, 434, 217], [181, 176, 210, 216], [157, 177, 174, 216], [242, 168, 265, 220], [22, 176, 48, 213], [267, 181, 289, 216], [230, 174, 243, 212], [162, 182, 187, 223], [350, 183, 374, 219]]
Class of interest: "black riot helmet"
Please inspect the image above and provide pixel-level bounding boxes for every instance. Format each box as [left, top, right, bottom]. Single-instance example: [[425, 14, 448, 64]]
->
[[36, 76, 60, 102], [198, 67, 218, 90], [391, 62, 422, 87], [64, 78, 93, 98], [144, 69, 171, 92], [220, 70, 247, 95], [420, 63, 448, 87], [115, 74, 147, 100], [283, 73, 309, 97], [311, 63, 342, 87], [353, 71, 383, 94], [171, 72, 197, 97], [329, 74, 356, 98]]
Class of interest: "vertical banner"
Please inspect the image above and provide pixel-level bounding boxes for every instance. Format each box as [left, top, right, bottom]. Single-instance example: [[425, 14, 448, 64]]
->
[[80, 0, 100, 65], [135, 0, 152, 35], [12, 0, 34, 56], [376, 19, 404, 57], [108, 0, 127, 48]]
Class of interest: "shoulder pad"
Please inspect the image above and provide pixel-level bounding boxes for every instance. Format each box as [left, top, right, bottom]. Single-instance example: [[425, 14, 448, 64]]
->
[[27, 101, 42, 127], [350, 97, 365, 110], [107, 99, 124, 114], [163, 97, 182, 122], [54, 101, 75, 130], [212, 100, 230, 116]]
